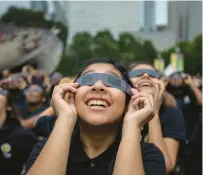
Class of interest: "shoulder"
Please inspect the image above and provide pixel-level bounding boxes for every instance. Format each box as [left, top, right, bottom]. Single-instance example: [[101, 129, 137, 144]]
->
[[160, 106, 186, 140], [160, 106, 185, 124], [161, 106, 182, 116], [9, 126, 38, 142], [141, 142, 166, 175], [33, 116, 56, 137]]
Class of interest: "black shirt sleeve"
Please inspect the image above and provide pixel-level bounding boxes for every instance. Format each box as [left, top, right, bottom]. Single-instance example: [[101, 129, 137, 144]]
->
[[142, 142, 166, 175], [160, 107, 186, 141], [24, 138, 48, 174], [32, 116, 56, 137]]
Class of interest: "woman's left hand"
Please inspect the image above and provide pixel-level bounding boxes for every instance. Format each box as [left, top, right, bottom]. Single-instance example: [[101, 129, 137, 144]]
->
[[153, 79, 165, 114], [124, 88, 155, 129]]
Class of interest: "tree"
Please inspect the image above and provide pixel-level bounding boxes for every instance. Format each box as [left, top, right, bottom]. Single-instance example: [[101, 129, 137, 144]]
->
[[94, 30, 119, 59], [161, 34, 202, 74], [142, 40, 157, 64], [118, 32, 143, 61]]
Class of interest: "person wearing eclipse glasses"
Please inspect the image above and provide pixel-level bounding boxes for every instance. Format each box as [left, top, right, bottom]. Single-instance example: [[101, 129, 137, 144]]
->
[[0, 88, 38, 175], [17, 84, 48, 127], [129, 63, 186, 174], [25, 58, 166, 175]]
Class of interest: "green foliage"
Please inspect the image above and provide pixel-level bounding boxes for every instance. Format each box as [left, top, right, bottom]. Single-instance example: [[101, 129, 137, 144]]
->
[[162, 34, 202, 74], [1, 6, 68, 47], [57, 30, 158, 75], [57, 31, 201, 76], [94, 30, 119, 58]]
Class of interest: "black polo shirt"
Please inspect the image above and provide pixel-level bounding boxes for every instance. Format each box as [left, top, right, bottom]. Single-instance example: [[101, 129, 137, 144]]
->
[[32, 115, 56, 137], [25, 129, 166, 175], [141, 106, 186, 143], [0, 118, 38, 175]]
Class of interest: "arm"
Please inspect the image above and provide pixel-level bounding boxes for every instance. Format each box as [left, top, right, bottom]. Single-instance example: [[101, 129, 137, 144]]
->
[[148, 114, 179, 174], [149, 80, 179, 173], [26, 83, 79, 175], [27, 115, 75, 175], [189, 84, 202, 105], [113, 124, 144, 175], [163, 91, 177, 107], [113, 89, 155, 175], [184, 74, 202, 105], [20, 107, 54, 128]]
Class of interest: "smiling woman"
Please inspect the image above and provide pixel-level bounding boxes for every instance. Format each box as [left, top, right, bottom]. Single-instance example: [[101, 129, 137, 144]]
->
[[129, 63, 186, 174], [24, 58, 166, 175]]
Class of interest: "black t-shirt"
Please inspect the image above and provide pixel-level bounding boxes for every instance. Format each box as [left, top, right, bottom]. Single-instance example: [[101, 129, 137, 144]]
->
[[25, 129, 166, 175], [0, 118, 38, 175], [32, 115, 56, 137], [141, 106, 186, 143]]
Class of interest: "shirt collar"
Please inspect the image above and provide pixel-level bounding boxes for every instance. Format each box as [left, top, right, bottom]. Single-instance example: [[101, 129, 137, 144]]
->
[[69, 129, 121, 167]]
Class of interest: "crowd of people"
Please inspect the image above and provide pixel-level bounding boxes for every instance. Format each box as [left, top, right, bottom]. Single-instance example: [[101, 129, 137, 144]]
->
[[0, 58, 202, 175]]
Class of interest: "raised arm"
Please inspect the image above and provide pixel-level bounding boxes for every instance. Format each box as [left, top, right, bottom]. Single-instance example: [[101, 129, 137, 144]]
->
[[26, 83, 79, 175], [184, 74, 202, 105], [113, 89, 155, 175], [148, 80, 179, 174]]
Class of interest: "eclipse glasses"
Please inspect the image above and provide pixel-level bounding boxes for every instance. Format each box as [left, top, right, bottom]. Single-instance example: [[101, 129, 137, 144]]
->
[[129, 69, 160, 79], [76, 73, 132, 95]]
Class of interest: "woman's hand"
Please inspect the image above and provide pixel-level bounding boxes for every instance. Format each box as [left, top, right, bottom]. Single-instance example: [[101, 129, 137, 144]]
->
[[51, 83, 79, 123], [183, 74, 193, 86], [124, 88, 155, 129], [153, 79, 165, 114]]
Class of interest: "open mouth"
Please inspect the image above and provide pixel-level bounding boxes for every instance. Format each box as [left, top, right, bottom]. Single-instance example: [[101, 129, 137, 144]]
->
[[138, 82, 153, 88], [87, 100, 110, 109]]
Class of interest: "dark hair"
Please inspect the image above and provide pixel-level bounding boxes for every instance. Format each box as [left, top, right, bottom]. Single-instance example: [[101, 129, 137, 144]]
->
[[75, 58, 133, 105]]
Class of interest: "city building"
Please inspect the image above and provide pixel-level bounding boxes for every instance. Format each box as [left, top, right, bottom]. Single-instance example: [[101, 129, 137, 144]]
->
[[141, 1, 156, 32], [168, 1, 202, 41], [30, 1, 68, 26], [30, 1, 48, 13], [65, 1, 142, 41], [133, 30, 176, 52]]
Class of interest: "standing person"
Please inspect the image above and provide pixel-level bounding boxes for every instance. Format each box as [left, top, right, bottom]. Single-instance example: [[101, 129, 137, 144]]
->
[[129, 64, 186, 174], [25, 58, 166, 175], [166, 72, 202, 175], [0, 88, 38, 175]]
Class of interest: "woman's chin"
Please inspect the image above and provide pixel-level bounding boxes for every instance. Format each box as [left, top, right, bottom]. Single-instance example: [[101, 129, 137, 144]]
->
[[139, 87, 155, 96], [79, 115, 115, 127]]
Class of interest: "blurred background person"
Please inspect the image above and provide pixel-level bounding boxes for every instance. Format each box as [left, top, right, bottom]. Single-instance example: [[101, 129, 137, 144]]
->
[[0, 88, 38, 175]]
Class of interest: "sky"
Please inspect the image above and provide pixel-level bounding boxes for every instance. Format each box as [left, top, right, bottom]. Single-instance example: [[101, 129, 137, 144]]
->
[[0, 1, 168, 25]]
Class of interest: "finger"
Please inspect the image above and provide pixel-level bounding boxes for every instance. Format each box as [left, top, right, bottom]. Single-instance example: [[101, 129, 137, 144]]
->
[[53, 84, 78, 95], [131, 93, 153, 106], [132, 96, 151, 110], [68, 92, 75, 104], [56, 83, 79, 90], [130, 88, 139, 95], [153, 82, 159, 100], [53, 86, 78, 101], [159, 81, 165, 98]]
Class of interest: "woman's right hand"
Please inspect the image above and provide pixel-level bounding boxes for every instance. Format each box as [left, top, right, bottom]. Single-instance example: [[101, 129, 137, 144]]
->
[[51, 83, 79, 122], [124, 89, 154, 129]]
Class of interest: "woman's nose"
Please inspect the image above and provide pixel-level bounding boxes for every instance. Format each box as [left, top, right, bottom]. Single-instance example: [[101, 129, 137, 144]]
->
[[91, 80, 106, 92]]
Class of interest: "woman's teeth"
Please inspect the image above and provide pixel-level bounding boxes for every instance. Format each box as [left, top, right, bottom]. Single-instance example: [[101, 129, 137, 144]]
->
[[88, 100, 108, 107]]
